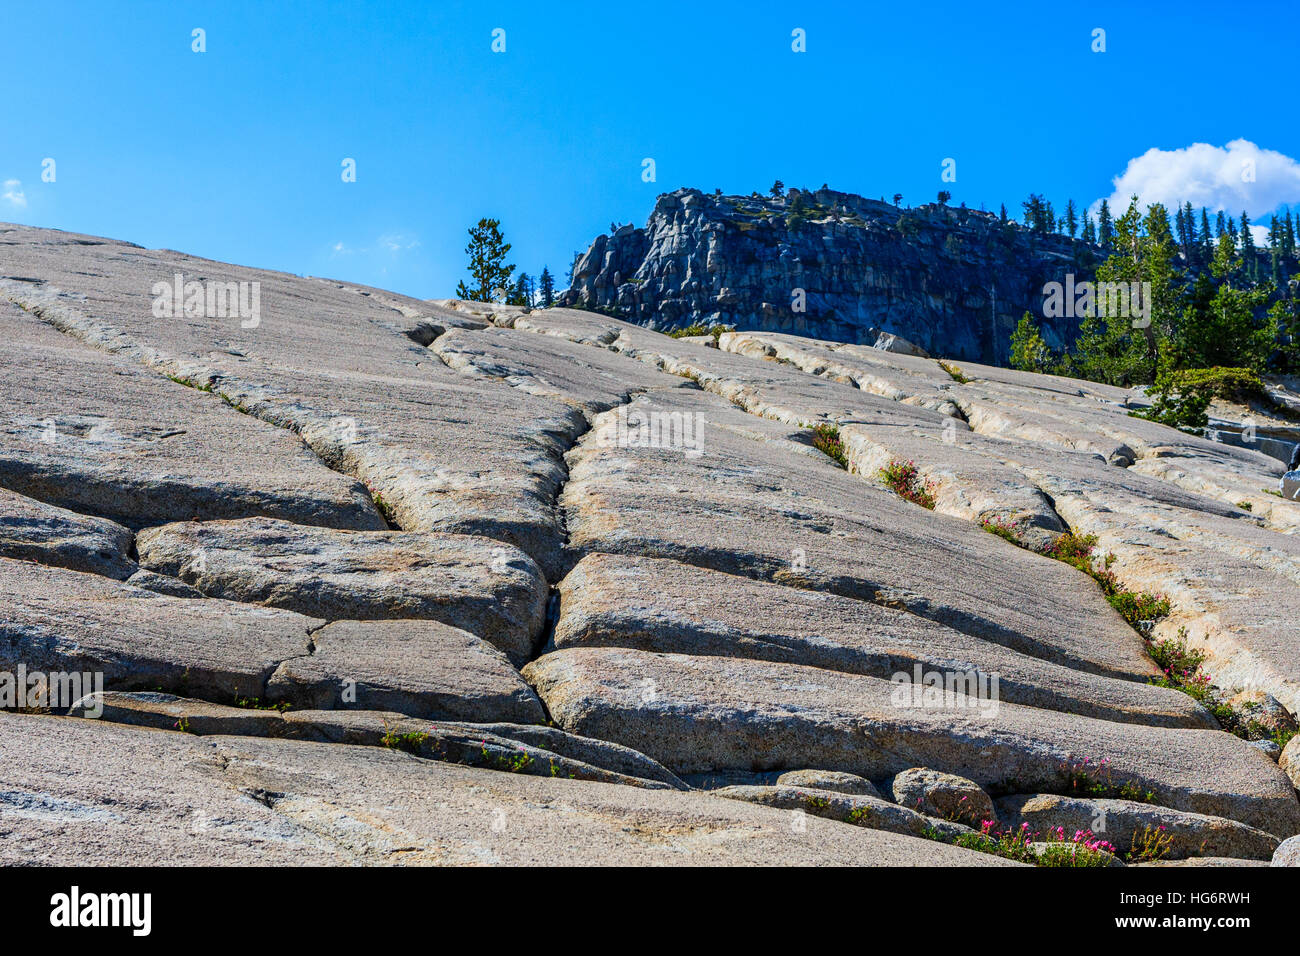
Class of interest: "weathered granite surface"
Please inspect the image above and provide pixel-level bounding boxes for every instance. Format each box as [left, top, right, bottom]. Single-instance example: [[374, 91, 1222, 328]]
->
[[523, 647, 1300, 836], [0, 712, 1010, 866], [66, 692, 674, 789], [136, 517, 548, 663], [265, 618, 546, 721], [553, 553, 1211, 728], [2, 222, 1298, 866], [0, 485, 135, 579], [0, 298, 383, 531]]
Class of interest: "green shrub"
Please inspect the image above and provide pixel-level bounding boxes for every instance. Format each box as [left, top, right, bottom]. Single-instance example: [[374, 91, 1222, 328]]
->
[[1060, 757, 1155, 803], [807, 423, 847, 468], [1040, 532, 1169, 630], [668, 323, 735, 341], [938, 361, 972, 384], [1172, 367, 1266, 403], [1106, 590, 1172, 631], [979, 515, 1024, 545], [380, 728, 430, 754], [878, 459, 936, 509], [1134, 367, 1265, 430], [1128, 825, 1174, 863], [956, 819, 1117, 867]]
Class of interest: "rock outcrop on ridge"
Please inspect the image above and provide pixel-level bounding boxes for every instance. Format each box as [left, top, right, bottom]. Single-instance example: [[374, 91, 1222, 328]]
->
[[563, 186, 1101, 362], [2, 221, 1298, 866]]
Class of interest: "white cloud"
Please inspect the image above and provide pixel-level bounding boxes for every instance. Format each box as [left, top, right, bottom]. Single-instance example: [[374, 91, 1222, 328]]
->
[[1093, 139, 1300, 221], [2, 179, 26, 208], [330, 233, 419, 257], [378, 233, 420, 253]]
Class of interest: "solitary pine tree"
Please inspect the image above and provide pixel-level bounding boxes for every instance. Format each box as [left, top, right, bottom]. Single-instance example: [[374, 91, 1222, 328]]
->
[[538, 267, 555, 308], [455, 218, 515, 302], [1064, 199, 1078, 237]]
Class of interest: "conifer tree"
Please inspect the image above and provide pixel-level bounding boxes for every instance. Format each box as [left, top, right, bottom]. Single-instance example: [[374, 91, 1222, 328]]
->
[[1240, 212, 1256, 280], [1170, 233, 1275, 371], [538, 267, 556, 308], [511, 272, 533, 307], [1072, 198, 1179, 385], [455, 218, 515, 302], [1097, 200, 1114, 249], [1009, 312, 1058, 373], [1081, 211, 1096, 244]]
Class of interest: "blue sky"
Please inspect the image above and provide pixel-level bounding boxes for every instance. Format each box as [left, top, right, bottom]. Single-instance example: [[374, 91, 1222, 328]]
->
[[3, 0, 1298, 298]]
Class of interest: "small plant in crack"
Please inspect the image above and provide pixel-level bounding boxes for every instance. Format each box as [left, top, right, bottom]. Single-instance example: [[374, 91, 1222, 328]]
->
[[805, 422, 848, 468], [1040, 532, 1170, 630], [1060, 757, 1156, 803], [938, 361, 972, 384], [1148, 627, 1296, 748], [954, 819, 1116, 867], [1106, 590, 1172, 631], [220, 393, 252, 415], [804, 794, 832, 813], [1127, 825, 1174, 863], [480, 744, 535, 773], [166, 374, 213, 392], [878, 459, 936, 509], [233, 696, 292, 713], [369, 489, 397, 525], [978, 514, 1024, 545], [845, 806, 876, 826], [380, 725, 430, 754]]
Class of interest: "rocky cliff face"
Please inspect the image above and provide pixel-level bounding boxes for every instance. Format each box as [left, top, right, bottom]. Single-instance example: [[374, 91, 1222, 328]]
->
[[564, 187, 1102, 363]]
